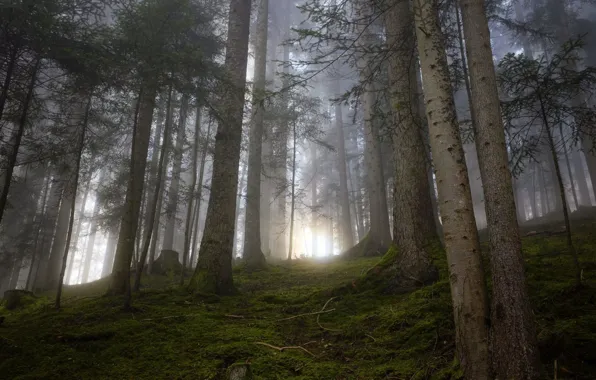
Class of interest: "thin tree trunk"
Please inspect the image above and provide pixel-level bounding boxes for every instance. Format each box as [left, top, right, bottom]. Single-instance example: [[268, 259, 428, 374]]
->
[[572, 148, 591, 206], [109, 81, 157, 300], [288, 121, 297, 261], [56, 92, 91, 309], [66, 177, 91, 284], [243, 0, 268, 269], [559, 124, 578, 209], [162, 94, 190, 253], [310, 142, 317, 256], [101, 225, 118, 278], [0, 58, 39, 226], [189, 0, 252, 295], [459, 0, 542, 377], [189, 119, 213, 268], [233, 159, 248, 256], [334, 97, 354, 251], [181, 106, 202, 285], [81, 169, 107, 283], [540, 98, 582, 286], [26, 172, 51, 290], [0, 46, 18, 123], [134, 85, 173, 291]]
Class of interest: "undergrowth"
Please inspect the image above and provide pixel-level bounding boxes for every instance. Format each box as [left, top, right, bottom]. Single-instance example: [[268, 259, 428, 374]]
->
[[1, 222, 596, 379]]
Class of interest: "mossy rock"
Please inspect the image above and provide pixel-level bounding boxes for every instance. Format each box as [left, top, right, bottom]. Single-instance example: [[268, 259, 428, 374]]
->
[[227, 363, 252, 380], [3, 290, 36, 310]]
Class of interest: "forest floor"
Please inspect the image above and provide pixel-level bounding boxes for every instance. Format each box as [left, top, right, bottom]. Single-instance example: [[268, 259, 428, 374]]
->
[[2, 221, 596, 379]]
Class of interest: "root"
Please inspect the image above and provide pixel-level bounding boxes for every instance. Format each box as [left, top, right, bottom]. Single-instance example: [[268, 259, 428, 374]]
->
[[254, 342, 316, 357]]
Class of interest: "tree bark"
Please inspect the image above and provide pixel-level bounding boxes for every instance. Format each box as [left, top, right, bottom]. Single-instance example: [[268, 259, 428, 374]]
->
[[413, 3, 490, 377], [181, 106, 202, 285], [162, 94, 190, 253], [134, 85, 173, 291], [459, 0, 542, 377], [243, 0, 269, 269], [334, 96, 354, 251], [383, 0, 439, 285], [109, 82, 157, 296], [66, 177, 91, 284], [0, 58, 39, 226], [189, 0, 252, 295], [56, 93, 91, 309]]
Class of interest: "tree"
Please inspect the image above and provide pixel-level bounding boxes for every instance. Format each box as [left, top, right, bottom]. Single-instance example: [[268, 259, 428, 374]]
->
[[189, 0, 253, 295], [384, 0, 439, 286], [498, 39, 596, 285], [243, 0, 269, 270], [413, 0, 489, 376], [459, 0, 542, 377]]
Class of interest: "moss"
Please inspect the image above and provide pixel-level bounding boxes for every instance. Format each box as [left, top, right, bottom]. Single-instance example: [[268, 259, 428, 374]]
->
[[1, 224, 596, 379]]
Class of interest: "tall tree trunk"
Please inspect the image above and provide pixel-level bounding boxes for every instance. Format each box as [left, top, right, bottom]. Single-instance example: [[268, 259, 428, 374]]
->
[[109, 82, 157, 298], [311, 142, 318, 256], [334, 95, 354, 251], [413, 4, 490, 377], [287, 121, 297, 260], [233, 159, 248, 256], [189, 119, 213, 268], [134, 85, 173, 291], [383, 0, 438, 285], [459, 0, 542, 377], [540, 99, 582, 286], [0, 58, 39, 226], [101, 225, 118, 278], [56, 93, 91, 309], [33, 175, 63, 291], [189, 0, 252, 295], [26, 172, 52, 290], [181, 106, 202, 285], [273, 42, 291, 258], [572, 148, 591, 206], [0, 46, 18, 122], [162, 94, 190, 253], [81, 169, 107, 283], [66, 177, 91, 284], [559, 124, 578, 209], [243, 0, 269, 269]]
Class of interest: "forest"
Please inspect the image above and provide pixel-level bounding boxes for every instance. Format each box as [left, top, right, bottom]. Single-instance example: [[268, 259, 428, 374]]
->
[[1, 0, 596, 379]]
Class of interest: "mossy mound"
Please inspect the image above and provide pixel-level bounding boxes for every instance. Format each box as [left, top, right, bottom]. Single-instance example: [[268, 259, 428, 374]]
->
[[1, 222, 596, 379]]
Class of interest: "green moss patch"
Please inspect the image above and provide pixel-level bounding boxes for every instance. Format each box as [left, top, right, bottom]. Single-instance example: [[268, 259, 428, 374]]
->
[[1, 223, 596, 379]]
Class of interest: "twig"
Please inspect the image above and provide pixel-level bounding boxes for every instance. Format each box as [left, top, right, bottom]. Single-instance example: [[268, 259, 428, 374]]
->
[[140, 313, 202, 321], [365, 333, 377, 342], [254, 342, 316, 357], [225, 314, 245, 319], [317, 297, 342, 332], [276, 308, 335, 321]]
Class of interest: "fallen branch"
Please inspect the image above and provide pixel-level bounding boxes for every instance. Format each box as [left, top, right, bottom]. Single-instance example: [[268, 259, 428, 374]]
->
[[317, 297, 341, 332], [254, 342, 316, 357], [276, 308, 335, 321], [225, 314, 245, 319], [140, 313, 202, 321]]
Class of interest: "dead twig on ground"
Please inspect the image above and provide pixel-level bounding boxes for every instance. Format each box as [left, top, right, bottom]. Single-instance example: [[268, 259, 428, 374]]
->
[[317, 297, 341, 332], [276, 308, 335, 321], [254, 342, 316, 357]]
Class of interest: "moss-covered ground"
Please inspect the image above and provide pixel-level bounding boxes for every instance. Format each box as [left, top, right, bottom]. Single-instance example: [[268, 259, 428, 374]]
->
[[1, 222, 596, 379]]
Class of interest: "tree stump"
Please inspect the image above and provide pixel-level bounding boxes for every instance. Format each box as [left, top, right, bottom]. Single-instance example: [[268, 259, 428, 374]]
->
[[152, 250, 182, 275], [3, 290, 35, 310]]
